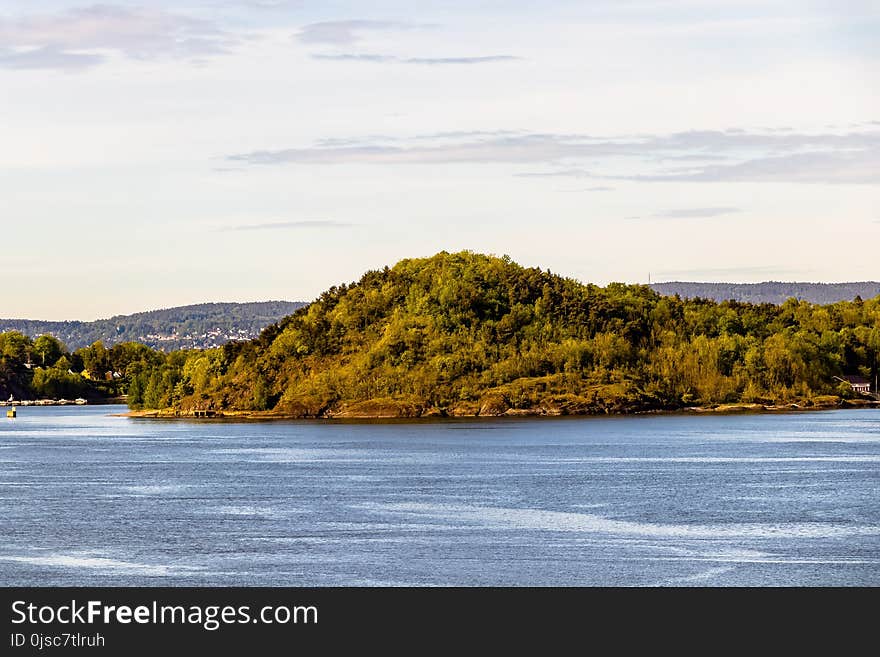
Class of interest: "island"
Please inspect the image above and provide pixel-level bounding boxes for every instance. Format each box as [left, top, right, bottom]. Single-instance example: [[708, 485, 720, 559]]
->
[[3, 252, 879, 419]]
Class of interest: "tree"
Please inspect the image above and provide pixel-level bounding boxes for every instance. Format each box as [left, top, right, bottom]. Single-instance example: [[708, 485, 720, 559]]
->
[[142, 371, 163, 409], [0, 331, 31, 363], [252, 375, 270, 411], [127, 372, 145, 409], [77, 341, 109, 378], [31, 368, 87, 399], [33, 335, 64, 366]]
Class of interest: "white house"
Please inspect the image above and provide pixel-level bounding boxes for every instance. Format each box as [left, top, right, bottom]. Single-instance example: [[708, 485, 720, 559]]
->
[[835, 375, 872, 394]]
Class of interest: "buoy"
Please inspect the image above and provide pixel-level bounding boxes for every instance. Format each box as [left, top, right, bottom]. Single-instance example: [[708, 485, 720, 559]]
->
[[6, 408, 16, 418]]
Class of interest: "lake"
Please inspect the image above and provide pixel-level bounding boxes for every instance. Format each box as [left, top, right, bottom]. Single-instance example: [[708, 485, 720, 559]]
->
[[0, 405, 877, 586]]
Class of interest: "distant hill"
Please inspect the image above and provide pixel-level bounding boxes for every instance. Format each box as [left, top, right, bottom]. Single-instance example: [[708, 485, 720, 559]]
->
[[650, 282, 880, 305], [0, 301, 306, 351]]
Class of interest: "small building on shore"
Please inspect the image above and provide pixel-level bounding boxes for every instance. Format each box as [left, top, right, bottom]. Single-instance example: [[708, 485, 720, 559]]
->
[[835, 375, 872, 395]]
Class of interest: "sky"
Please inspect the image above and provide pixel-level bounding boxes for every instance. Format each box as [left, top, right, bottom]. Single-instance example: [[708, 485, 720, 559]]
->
[[1, 0, 878, 320]]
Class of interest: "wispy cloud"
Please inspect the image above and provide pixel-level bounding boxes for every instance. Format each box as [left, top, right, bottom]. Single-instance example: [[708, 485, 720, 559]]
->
[[656, 153, 731, 162], [556, 185, 615, 193], [555, 185, 615, 192], [312, 53, 519, 65], [239, 1, 302, 8], [221, 220, 352, 231], [0, 4, 238, 71], [312, 53, 396, 63], [626, 150, 880, 184], [404, 55, 519, 65], [296, 20, 429, 45], [228, 127, 880, 185], [652, 207, 741, 218], [0, 46, 104, 71], [515, 169, 592, 178]]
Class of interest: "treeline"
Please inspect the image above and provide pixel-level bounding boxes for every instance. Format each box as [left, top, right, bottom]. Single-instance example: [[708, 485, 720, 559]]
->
[[0, 301, 305, 351], [121, 252, 880, 416], [651, 281, 880, 305], [0, 332, 164, 402]]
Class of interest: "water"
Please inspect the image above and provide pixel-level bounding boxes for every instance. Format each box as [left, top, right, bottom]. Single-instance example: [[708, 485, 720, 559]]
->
[[0, 405, 878, 586]]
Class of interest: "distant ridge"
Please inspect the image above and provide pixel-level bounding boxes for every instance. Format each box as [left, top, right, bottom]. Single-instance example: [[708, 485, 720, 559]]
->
[[0, 301, 306, 351], [650, 282, 880, 305]]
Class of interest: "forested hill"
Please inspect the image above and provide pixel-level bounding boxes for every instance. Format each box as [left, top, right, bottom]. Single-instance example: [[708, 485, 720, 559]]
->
[[0, 301, 305, 351], [124, 251, 880, 418], [650, 282, 880, 305]]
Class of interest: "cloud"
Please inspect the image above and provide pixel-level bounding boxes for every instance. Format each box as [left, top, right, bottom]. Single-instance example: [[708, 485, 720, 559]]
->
[[298, 21, 516, 65], [227, 126, 880, 185], [627, 150, 880, 184], [411, 130, 523, 140], [0, 46, 104, 71], [557, 185, 614, 192], [312, 53, 519, 65], [296, 20, 427, 45], [0, 4, 238, 70], [403, 55, 519, 65], [221, 220, 352, 231], [656, 153, 731, 162], [515, 169, 592, 178], [312, 53, 396, 63], [230, 134, 614, 165], [652, 207, 741, 218], [239, 0, 301, 7]]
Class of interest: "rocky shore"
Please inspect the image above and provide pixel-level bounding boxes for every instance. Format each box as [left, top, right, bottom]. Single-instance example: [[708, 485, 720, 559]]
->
[[121, 395, 880, 421]]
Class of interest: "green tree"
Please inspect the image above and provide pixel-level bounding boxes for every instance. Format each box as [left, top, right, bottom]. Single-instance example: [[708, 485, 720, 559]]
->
[[142, 371, 163, 409], [33, 335, 64, 366], [0, 331, 31, 363], [127, 372, 145, 409], [252, 375, 270, 411], [77, 341, 109, 378], [31, 368, 87, 399]]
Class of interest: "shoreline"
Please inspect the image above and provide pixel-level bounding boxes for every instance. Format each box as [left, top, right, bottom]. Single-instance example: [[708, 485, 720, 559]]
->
[[2, 397, 126, 407], [118, 398, 880, 422]]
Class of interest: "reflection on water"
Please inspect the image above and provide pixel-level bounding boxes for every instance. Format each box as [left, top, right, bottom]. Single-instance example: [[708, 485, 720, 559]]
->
[[0, 405, 878, 586]]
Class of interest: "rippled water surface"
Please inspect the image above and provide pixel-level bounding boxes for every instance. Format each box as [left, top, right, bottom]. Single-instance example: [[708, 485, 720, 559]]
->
[[1, 405, 878, 586]]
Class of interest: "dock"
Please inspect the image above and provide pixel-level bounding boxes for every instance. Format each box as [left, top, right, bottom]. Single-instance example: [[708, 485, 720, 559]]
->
[[1, 398, 88, 407]]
